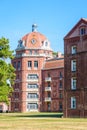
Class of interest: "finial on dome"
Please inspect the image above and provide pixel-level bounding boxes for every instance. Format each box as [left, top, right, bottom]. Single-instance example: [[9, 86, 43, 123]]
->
[[32, 24, 38, 32]]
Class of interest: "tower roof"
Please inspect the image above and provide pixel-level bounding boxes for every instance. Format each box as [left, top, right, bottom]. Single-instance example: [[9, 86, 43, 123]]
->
[[17, 24, 52, 51]]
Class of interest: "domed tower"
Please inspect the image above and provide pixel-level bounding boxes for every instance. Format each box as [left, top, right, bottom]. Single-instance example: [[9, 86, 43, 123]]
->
[[11, 25, 53, 112]]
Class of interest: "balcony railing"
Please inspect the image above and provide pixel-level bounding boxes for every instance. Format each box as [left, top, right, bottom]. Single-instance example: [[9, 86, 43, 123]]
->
[[45, 87, 51, 91], [45, 97, 51, 102], [27, 98, 39, 102], [27, 88, 38, 92], [45, 77, 51, 82], [27, 79, 38, 82]]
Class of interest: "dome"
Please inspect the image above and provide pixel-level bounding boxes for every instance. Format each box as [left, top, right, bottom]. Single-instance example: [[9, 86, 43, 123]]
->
[[16, 24, 52, 51]]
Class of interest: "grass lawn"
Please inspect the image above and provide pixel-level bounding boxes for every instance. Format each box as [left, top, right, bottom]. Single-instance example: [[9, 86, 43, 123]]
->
[[0, 112, 87, 130]]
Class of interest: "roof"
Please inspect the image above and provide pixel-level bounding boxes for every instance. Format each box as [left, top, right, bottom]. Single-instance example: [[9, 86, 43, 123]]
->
[[64, 18, 87, 39], [22, 31, 47, 42], [43, 58, 64, 70], [16, 26, 52, 51]]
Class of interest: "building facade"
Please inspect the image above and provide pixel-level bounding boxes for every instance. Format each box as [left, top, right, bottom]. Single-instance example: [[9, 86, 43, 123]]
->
[[11, 24, 53, 112], [42, 57, 64, 112], [64, 18, 87, 117]]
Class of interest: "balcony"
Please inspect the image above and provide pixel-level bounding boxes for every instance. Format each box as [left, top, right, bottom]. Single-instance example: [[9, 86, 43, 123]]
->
[[45, 97, 51, 102], [27, 88, 38, 92], [45, 77, 51, 82], [45, 87, 51, 91], [59, 77, 63, 80], [27, 98, 39, 102], [27, 79, 38, 82]]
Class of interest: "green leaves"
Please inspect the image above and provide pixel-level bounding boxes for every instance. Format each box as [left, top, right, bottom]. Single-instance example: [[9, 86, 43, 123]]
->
[[0, 37, 15, 104], [0, 37, 14, 59]]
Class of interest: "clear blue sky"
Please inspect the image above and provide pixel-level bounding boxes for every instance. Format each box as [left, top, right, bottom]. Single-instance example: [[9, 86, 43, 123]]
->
[[0, 0, 87, 53]]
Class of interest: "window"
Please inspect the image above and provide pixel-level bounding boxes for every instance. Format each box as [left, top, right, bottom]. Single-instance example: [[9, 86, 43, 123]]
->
[[28, 61, 32, 68], [59, 93, 63, 98], [14, 92, 19, 98], [48, 73, 50, 77], [17, 61, 21, 70], [59, 72, 62, 79], [80, 28, 86, 35], [13, 62, 16, 69], [45, 41, 48, 46], [59, 102, 63, 111], [48, 92, 51, 97], [59, 81, 62, 88], [47, 103, 51, 111], [34, 61, 38, 68], [71, 77, 76, 90], [15, 83, 19, 89], [71, 60, 76, 71], [15, 103, 19, 109], [27, 93, 38, 99], [71, 97, 76, 109], [27, 74, 38, 79], [29, 50, 32, 55], [27, 103, 38, 110], [34, 50, 38, 55], [71, 46, 77, 54], [27, 84, 38, 89], [48, 82, 50, 87]]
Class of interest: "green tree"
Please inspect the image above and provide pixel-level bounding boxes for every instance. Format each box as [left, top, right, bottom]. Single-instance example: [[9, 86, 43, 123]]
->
[[0, 37, 15, 104]]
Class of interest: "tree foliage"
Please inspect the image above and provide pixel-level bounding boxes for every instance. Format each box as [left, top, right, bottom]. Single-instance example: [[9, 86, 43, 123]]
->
[[0, 37, 15, 104]]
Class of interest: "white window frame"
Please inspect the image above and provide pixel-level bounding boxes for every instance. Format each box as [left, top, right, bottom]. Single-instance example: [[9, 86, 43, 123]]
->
[[27, 93, 38, 99], [27, 74, 38, 79], [34, 61, 38, 68], [27, 84, 38, 89], [71, 97, 76, 109], [71, 60, 76, 71], [27, 103, 38, 110], [80, 28, 86, 35], [71, 77, 76, 90], [71, 46, 77, 54], [28, 61, 32, 68]]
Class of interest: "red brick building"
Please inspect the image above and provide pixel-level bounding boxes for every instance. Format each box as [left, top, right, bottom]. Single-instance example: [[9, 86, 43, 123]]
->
[[11, 24, 63, 112], [64, 18, 87, 117], [42, 56, 64, 112]]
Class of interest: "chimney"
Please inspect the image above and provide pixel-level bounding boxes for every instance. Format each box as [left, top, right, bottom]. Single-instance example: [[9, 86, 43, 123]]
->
[[57, 52, 62, 58]]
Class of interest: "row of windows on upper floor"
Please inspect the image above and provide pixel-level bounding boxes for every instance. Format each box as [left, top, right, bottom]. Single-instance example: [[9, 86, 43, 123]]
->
[[14, 80, 63, 89], [14, 91, 63, 99], [14, 93, 39, 99], [15, 72, 63, 82], [47, 92, 63, 99], [47, 81, 63, 88], [47, 72, 63, 78], [14, 83, 38, 89], [13, 61, 38, 69]]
